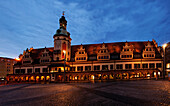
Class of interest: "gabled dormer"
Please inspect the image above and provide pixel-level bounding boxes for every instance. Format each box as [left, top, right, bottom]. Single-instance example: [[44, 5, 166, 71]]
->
[[143, 41, 155, 58], [120, 42, 133, 59], [75, 44, 87, 61], [22, 48, 32, 64], [97, 43, 110, 60], [40, 47, 51, 63]]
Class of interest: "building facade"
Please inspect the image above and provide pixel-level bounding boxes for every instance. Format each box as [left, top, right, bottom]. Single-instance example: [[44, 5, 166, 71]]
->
[[7, 14, 164, 82], [165, 42, 170, 74], [0, 57, 16, 80]]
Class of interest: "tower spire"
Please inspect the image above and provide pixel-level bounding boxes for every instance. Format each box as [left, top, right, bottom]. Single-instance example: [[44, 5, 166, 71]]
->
[[59, 11, 67, 30]]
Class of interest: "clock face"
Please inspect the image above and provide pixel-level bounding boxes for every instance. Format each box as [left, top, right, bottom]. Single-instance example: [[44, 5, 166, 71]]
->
[[55, 41, 61, 50]]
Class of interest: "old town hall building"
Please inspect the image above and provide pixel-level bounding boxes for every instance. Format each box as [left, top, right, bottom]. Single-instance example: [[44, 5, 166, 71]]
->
[[7, 14, 163, 82]]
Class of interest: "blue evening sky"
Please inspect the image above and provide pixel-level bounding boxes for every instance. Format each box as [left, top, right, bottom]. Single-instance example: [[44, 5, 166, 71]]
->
[[0, 0, 169, 58]]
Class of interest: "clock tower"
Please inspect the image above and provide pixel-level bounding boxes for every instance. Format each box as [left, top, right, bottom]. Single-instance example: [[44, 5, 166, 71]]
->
[[53, 12, 72, 61]]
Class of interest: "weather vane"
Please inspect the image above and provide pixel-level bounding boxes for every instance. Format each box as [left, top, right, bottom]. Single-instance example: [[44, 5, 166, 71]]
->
[[62, 11, 65, 16]]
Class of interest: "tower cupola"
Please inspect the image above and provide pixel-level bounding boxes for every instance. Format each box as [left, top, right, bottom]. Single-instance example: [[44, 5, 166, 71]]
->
[[53, 12, 72, 61], [59, 12, 67, 30]]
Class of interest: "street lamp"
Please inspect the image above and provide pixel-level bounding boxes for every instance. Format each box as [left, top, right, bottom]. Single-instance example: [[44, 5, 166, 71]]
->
[[63, 50, 66, 82], [163, 43, 167, 79]]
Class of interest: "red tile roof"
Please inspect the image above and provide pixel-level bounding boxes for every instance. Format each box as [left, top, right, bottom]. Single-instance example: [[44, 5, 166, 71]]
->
[[25, 41, 162, 60]]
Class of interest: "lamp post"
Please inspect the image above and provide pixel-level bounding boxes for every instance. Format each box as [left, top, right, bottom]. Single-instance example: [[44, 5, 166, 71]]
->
[[163, 44, 167, 79], [63, 50, 66, 82]]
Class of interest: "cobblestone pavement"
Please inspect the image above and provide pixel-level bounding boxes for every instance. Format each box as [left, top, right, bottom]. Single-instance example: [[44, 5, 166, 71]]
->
[[0, 80, 169, 106]]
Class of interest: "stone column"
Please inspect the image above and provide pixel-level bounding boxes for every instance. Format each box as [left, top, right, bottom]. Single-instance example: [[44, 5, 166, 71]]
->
[[127, 73, 130, 79], [120, 74, 122, 80]]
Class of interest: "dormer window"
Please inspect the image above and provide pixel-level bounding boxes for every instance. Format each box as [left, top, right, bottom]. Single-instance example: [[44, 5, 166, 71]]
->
[[120, 42, 133, 59], [75, 45, 87, 62], [143, 41, 155, 58], [22, 50, 32, 64], [97, 43, 110, 60], [40, 48, 51, 63]]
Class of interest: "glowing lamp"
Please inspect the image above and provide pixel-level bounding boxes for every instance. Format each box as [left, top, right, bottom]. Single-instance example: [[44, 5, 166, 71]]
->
[[63, 50, 66, 54], [15, 58, 21, 61], [163, 43, 167, 48]]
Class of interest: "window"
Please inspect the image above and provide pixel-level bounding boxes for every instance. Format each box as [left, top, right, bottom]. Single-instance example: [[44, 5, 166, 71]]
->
[[27, 69, 32, 73], [21, 69, 25, 74], [58, 68, 61, 72], [116, 64, 123, 70], [102, 65, 108, 70], [77, 66, 83, 71], [15, 69, 19, 73], [43, 68, 48, 73], [23, 61, 31, 63], [43, 53, 48, 57], [149, 63, 155, 68], [121, 55, 132, 58], [125, 64, 132, 69], [134, 64, 140, 69], [85, 66, 91, 71], [70, 67, 75, 71], [77, 57, 86, 60], [35, 68, 40, 73], [25, 55, 29, 58], [142, 64, 148, 68], [156, 63, 162, 68], [110, 65, 113, 70], [41, 59, 49, 62], [94, 65, 100, 71]]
